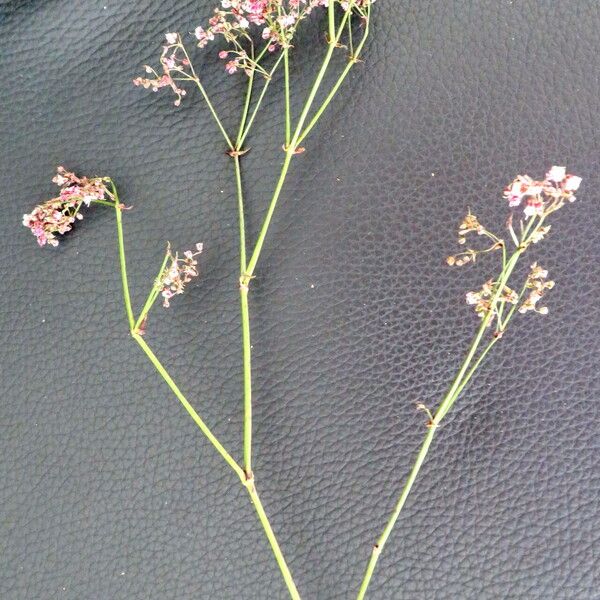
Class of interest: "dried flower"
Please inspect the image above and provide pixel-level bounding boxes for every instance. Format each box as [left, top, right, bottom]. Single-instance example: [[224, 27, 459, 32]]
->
[[23, 167, 110, 247], [447, 212, 503, 267], [528, 224, 551, 244], [453, 168, 580, 325], [458, 212, 482, 237], [133, 39, 190, 106], [518, 262, 554, 315], [159, 243, 204, 307]]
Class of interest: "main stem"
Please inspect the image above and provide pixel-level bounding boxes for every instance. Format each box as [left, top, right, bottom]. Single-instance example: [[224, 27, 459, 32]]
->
[[113, 189, 135, 331], [244, 477, 301, 600], [356, 250, 523, 599], [112, 183, 300, 598], [233, 62, 300, 597]]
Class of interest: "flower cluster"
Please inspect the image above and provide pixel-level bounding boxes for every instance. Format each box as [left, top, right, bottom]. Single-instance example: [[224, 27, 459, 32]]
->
[[503, 166, 582, 218], [446, 211, 503, 266], [193, 1, 327, 75], [134, 0, 374, 103], [193, 0, 374, 74], [158, 243, 204, 307], [466, 279, 518, 320], [518, 263, 554, 315], [23, 167, 110, 247], [448, 168, 580, 327], [133, 34, 191, 106]]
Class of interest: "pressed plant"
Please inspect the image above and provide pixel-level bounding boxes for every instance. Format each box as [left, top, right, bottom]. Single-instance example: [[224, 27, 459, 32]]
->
[[23, 1, 374, 598], [21, 2, 585, 599], [355, 166, 582, 599]]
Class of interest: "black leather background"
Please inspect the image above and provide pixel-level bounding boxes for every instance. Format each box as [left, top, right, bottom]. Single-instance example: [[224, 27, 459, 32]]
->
[[1, 1, 600, 599]]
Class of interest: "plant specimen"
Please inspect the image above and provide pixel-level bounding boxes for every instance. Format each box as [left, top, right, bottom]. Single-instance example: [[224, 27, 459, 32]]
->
[[355, 166, 582, 599], [21, 1, 584, 598], [24, 1, 373, 598]]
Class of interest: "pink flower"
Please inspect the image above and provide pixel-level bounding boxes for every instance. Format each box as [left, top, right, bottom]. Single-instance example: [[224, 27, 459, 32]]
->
[[523, 197, 544, 218], [503, 175, 540, 207], [194, 26, 214, 47], [225, 59, 239, 74], [165, 32, 178, 44], [277, 14, 296, 28], [23, 167, 111, 247], [159, 243, 203, 307], [504, 167, 581, 219]]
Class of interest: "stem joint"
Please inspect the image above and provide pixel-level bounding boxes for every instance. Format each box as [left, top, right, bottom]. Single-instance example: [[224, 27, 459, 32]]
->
[[227, 147, 251, 158], [239, 272, 254, 292]]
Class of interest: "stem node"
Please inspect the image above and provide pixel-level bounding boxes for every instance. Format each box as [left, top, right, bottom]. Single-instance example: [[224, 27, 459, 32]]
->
[[281, 144, 305, 154], [228, 147, 251, 158], [239, 273, 253, 292], [243, 469, 256, 492]]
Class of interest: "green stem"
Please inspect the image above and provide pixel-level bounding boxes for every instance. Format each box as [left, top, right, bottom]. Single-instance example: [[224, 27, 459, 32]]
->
[[133, 249, 171, 332], [357, 425, 437, 600], [356, 249, 523, 599], [233, 58, 301, 597], [245, 5, 352, 279], [240, 285, 253, 475], [237, 53, 257, 144], [133, 333, 246, 483], [245, 479, 302, 600], [283, 47, 291, 146], [297, 3, 371, 146], [178, 42, 234, 150], [237, 44, 270, 145], [234, 69, 253, 477], [234, 156, 247, 271], [238, 51, 286, 149], [193, 77, 235, 150], [113, 187, 135, 331], [91, 199, 118, 208]]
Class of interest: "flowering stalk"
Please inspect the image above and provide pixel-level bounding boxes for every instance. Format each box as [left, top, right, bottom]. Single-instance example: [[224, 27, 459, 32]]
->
[[25, 2, 374, 599], [355, 167, 582, 599]]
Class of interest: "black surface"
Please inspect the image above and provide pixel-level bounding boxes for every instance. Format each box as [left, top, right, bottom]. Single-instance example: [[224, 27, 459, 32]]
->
[[1, 1, 600, 599]]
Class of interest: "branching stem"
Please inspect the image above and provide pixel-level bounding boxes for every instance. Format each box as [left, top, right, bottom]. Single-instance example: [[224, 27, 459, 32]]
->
[[355, 216, 546, 598]]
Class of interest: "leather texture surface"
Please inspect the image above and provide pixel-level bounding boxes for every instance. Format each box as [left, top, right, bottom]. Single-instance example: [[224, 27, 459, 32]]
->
[[1, 1, 600, 599]]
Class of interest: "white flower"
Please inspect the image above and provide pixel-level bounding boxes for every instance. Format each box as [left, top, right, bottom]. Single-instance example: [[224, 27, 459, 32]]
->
[[165, 32, 178, 44], [546, 166, 566, 182], [465, 291, 480, 305], [564, 174, 582, 192]]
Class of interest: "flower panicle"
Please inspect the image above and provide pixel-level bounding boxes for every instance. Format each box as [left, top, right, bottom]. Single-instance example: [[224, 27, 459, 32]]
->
[[23, 167, 111, 247], [465, 279, 518, 321], [503, 165, 581, 218], [450, 167, 580, 328], [134, 0, 376, 103], [158, 242, 204, 307], [446, 210, 504, 267], [133, 35, 191, 106], [518, 262, 554, 316], [195, 1, 375, 68]]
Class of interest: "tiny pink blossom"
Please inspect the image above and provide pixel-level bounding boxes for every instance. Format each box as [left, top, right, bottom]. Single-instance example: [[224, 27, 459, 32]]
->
[[165, 32, 178, 44], [225, 59, 239, 74], [159, 243, 203, 307], [23, 167, 111, 247]]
